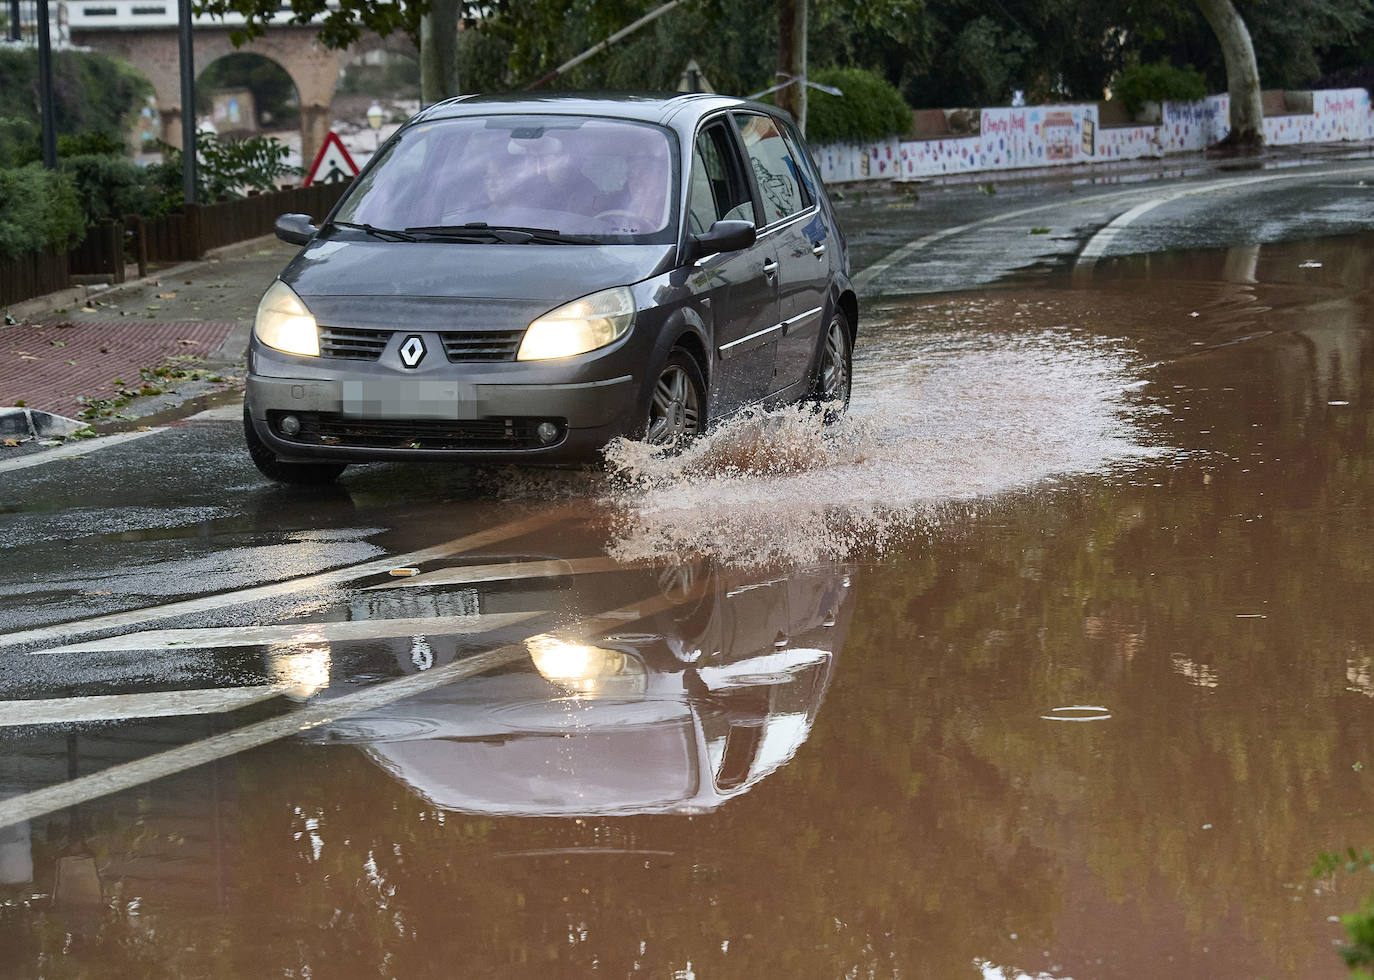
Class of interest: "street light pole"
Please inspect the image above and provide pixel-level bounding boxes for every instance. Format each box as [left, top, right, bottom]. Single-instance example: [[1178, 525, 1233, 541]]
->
[[177, 0, 197, 204], [35, 0, 57, 168]]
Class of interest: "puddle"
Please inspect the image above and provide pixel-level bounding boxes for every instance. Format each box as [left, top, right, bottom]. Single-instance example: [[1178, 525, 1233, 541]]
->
[[2, 234, 1374, 978]]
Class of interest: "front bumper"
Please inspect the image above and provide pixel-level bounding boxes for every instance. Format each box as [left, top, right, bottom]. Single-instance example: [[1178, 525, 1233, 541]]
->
[[246, 370, 639, 464]]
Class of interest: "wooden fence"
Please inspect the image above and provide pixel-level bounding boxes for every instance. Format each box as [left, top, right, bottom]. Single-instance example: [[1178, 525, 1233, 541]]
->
[[0, 180, 352, 308]]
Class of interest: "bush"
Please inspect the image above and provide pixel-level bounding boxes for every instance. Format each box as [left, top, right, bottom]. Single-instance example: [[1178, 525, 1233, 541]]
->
[[60, 153, 151, 222], [0, 48, 149, 143], [798, 67, 912, 145], [0, 118, 37, 169], [146, 131, 302, 212], [0, 164, 85, 259], [1113, 58, 1208, 115]]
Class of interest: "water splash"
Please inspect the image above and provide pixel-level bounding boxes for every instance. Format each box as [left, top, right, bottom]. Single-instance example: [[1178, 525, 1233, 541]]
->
[[602, 327, 1159, 566]]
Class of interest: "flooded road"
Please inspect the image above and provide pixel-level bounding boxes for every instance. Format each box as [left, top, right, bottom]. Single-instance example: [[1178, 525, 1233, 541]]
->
[[3, 232, 1374, 977]]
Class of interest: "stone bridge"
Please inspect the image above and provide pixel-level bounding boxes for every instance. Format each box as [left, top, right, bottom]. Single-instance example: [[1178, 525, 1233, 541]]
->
[[68, 0, 415, 166]]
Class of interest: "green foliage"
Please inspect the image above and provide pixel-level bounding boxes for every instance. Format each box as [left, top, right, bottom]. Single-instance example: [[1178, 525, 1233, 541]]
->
[[0, 118, 37, 169], [59, 154, 151, 222], [1113, 57, 1208, 114], [0, 47, 149, 141], [799, 67, 912, 144], [1313, 849, 1374, 976], [455, 30, 512, 92], [0, 164, 85, 259], [146, 131, 301, 212]]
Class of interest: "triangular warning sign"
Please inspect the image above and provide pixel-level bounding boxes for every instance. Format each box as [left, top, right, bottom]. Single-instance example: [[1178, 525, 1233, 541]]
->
[[304, 131, 359, 187]]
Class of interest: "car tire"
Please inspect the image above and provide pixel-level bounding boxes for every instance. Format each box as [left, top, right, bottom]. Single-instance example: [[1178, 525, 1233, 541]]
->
[[806, 310, 852, 421], [243, 407, 348, 485], [644, 348, 707, 446]]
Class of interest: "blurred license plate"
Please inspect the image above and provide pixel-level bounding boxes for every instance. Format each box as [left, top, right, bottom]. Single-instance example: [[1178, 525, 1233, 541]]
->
[[341, 380, 476, 419]]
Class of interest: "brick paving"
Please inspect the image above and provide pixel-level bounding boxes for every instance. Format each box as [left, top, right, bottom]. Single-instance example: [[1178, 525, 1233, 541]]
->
[[0, 320, 235, 419]]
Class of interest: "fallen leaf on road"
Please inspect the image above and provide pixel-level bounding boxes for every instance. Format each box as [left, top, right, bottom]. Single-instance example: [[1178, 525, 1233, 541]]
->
[[19, 354, 37, 360], [2, 438, 20, 447], [80, 306, 98, 313], [146, 304, 161, 311], [177, 338, 199, 345], [157, 292, 177, 299], [49, 340, 66, 347]]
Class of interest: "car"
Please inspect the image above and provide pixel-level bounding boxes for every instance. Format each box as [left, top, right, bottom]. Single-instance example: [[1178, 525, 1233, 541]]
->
[[244, 92, 857, 484]]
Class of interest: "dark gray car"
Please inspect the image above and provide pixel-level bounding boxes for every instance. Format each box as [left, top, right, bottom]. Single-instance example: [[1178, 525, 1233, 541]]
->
[[244, 93, 857, 483]]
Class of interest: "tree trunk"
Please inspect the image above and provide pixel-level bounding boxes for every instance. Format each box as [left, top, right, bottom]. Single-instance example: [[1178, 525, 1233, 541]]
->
[[776, 0, 807, 134], [420, 0, 459, 107], [1194, 0, 1264, 153]]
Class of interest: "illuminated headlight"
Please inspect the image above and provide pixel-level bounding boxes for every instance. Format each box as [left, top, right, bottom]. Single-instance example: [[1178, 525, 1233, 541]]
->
[[525, 634, 647, 696], [516, 286, 634, 361], [254, 279, 319, 357]]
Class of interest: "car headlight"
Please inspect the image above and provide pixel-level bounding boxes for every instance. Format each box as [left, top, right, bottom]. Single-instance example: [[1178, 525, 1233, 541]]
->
[[525, 634, 647, 696], [517, 286, 635, 361], [254, 280, 319, 357]]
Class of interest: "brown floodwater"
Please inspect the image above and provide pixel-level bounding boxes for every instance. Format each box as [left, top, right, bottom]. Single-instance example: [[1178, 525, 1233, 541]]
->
[[2, 234, 1373, 978]]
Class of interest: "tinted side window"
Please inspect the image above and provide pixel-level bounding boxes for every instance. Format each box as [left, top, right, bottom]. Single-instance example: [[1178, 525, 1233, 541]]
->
[[687, 123, 755, 234], [733, 112, 811, 224]]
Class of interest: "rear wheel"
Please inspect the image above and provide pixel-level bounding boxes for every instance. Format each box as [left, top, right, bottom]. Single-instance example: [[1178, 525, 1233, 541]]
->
[[807, 310, 852, 419], [243, 407, 347, 485], [645, 349, 706, 446]]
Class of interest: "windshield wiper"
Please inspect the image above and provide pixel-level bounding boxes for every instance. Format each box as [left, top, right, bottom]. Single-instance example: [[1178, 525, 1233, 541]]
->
[[404, 223, 594, 245], [332, 221, 418, 242]]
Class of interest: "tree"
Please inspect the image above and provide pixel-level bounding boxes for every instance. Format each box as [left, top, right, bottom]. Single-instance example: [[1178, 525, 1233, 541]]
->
[[1194, 0, 1265, 151]]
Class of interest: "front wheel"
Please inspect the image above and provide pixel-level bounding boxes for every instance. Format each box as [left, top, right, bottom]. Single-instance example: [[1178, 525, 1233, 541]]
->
[[807, 310, 852, 418], [644, 349, 706, 446], [243, 407, 347, 485]]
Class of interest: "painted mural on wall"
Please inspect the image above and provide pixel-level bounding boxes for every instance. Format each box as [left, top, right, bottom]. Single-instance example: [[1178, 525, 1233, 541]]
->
[[812, 89, 1374, 185]]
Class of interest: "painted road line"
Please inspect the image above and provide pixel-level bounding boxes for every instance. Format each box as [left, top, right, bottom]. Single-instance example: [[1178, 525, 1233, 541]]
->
[[364, 556, 631, 591], [856, 163, 1374, 291], [0, 685, 289, 727], [1077, 166, 1374, 266], [0, 575, 713, 831], [1, 508, 569, 650], [33, 611, 540, 655], [0, 428, 163, 476]]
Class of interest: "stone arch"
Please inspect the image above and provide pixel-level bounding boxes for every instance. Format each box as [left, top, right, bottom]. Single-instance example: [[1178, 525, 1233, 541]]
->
[[73, 25, 343, 167]]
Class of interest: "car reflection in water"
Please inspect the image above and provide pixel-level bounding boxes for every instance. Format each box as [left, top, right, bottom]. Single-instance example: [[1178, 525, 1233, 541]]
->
[[315, 564, 855, 816]]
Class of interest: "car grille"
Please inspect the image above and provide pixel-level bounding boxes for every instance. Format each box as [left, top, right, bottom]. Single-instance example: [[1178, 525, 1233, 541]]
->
[[442, 330, 525, 361], [316, 328, 525, 362], [271, 412, 563, 451], [319, 326, 388, 360]]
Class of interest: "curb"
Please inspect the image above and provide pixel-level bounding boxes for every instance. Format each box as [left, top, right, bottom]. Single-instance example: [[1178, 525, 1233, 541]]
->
[[0, 406, 86, 441]]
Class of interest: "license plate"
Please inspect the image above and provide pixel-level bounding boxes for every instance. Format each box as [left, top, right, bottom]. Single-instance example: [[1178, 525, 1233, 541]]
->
[[340, 380, 477, 420]]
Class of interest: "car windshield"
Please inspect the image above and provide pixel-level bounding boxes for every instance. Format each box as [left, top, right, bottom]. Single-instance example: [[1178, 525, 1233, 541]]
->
[[333, 114, 679, 244]]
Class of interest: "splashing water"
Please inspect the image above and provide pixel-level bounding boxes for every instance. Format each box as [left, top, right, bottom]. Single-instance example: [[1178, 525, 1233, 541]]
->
[[602, 327, 1160, 566]]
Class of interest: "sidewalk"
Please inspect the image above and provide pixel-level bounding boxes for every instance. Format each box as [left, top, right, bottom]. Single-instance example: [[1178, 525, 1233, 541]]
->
[[0, 237, 297, 443]]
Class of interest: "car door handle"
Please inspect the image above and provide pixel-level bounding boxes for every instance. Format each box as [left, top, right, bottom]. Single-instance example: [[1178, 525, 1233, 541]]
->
[[762, 259, 778, 276], [812, 242, 826, 258]]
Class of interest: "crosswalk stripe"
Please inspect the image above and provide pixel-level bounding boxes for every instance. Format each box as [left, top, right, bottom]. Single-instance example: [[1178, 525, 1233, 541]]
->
[[0, 509, 569, 651], [364, 556, 629, 590], [31, 611, 539, 655], [0, 685, 289, 727]]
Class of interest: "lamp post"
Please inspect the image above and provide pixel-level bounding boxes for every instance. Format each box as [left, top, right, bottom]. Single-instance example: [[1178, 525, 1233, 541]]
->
[[366, 103, 384, 151]]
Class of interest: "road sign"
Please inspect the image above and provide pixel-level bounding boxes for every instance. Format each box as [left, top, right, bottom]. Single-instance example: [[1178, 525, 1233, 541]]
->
[[303, 130, 359, 187]]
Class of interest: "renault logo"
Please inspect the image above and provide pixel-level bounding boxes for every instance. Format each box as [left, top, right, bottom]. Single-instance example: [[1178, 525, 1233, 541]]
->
[[398, 335, 426, 368]]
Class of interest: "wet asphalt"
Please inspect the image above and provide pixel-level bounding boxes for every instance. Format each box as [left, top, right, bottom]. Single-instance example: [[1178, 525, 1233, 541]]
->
[[2, 160, 1374, 977]]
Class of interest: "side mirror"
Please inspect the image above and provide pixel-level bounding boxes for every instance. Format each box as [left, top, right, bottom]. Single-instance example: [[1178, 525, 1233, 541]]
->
[[275, 213, 318, 246], [686, 219, 756, 263]]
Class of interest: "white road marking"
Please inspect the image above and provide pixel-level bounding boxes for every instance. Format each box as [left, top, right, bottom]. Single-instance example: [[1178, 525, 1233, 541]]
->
[[1077, 167, 1374, 266], [364, 556, 630, 590], [33, 611, 539, 655], [0, 578, 711, 830], [0, 429, 163, 475], [0, 685, 289, 727], [855, 163, 1374, 291], [0, 509, 568, 650]]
